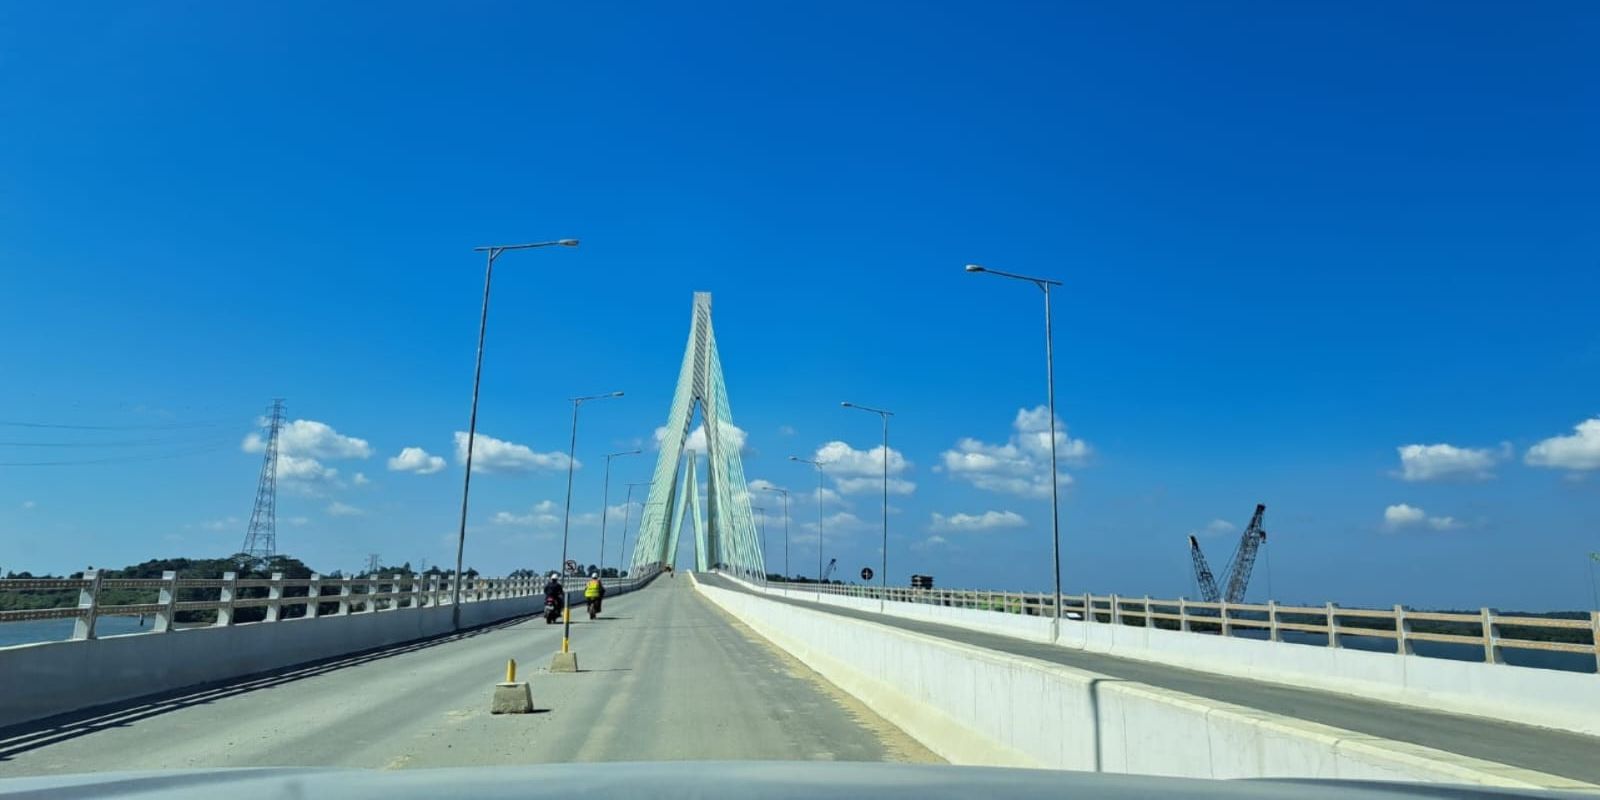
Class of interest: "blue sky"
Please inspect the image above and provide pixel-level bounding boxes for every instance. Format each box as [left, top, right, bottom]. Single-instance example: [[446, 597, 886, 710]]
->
[[1, 2, 1596, 609]]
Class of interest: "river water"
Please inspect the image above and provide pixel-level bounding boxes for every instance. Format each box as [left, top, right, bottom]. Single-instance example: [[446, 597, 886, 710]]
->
[[0, 615, 155, 647]]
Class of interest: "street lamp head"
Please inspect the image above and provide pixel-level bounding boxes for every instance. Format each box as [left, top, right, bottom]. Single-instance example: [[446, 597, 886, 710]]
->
[[788, 456, 800, 462], [964, 264, 986, 273], [558, 239, 580, 247], [841, 402, 853, 408]]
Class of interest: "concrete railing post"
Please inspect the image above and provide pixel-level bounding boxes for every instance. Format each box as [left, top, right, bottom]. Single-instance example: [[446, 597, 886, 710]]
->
[[1267, 600, 1280, 642], [1142, 595, 1152, 627], [265, 572, 285, 622], [1481, 607, 1502, 664], [1592, 611, 1600, 673], [366, 575, 379, 612], [216, 571, 238, 627], [1325, 602, 1340, 648], [1219, 600, 1231, 637], [1109, 593, 1122, 626], [389, 574, 402, 610], [71, 569, 102, 640], [337, 577, 352, 616], [412, 574, 423, 608], [306, 573, 323, 618], [154, 570, 179, 632], [1395, 604, 1412, 655], [1178, 598, 1190, 632]]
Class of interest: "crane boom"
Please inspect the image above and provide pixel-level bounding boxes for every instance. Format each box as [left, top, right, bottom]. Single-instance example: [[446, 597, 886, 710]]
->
[[821, 557, 837, 582], [1187, 504, 1269, 604], [1221, 504, 1267, 603], [1188, 535, 1222, 603]]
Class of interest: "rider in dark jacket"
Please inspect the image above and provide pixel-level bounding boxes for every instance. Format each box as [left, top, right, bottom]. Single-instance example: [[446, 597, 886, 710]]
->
[[543, 574, 565, 611]]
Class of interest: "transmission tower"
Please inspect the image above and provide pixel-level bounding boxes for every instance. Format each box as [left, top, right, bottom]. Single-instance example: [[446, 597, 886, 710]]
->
[[240, 399, 286, 564]]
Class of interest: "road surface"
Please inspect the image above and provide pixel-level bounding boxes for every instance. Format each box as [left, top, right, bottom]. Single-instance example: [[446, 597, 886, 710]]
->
[[0, 577, 936, 776], [696, 573, 1600, 784]]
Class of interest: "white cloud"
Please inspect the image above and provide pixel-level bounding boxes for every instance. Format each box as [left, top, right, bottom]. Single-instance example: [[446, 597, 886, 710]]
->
[[243, 419, 371, 459], [278, 453, 338, 483], [286, 516, 310, 527], [388, 446, 447, 475], [752, 477, 847, 508], [201, 516, 241, 532], [778, 425, 797, 437], [654, 422, 748, 454], [929, 510, 1026, 533], [453, 432, 573, 474], [1383, 504, 1426, 527], [814, 440, 916, 495], [940, 406, 1088, 498], [911, 535, 948, 552], [242, 417, 370, 488], [797, 511, 873, 536], [352, 472, 370, 486], [326, 501, 364, 517], [491, 500, 569, 529], [1526, 417, 1600, 471], [1396, 443, 1501, 481], [1383, 503, 1461, 532], [1190, 519, 1235, 537], [20, 500, 35, 510]]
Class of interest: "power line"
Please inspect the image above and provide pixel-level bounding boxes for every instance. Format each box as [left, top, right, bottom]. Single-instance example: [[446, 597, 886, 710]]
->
[[0, 419, 230, 431], [0, 443, 233, 467], [0, 435, 234, 448]]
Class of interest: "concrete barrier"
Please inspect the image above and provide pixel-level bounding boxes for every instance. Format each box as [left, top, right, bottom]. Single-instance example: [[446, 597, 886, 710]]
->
[[731, 577, 1600, 738], [696, 577, 1592, 790], [0, 574, 656, 730]]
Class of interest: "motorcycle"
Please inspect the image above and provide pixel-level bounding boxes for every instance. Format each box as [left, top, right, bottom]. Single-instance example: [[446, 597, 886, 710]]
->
[[544, 595, 564, 624], [586, 596, 603, 620]]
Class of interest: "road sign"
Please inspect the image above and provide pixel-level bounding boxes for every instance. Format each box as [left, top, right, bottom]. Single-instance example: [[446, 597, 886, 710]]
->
[[860, 567, 874, 581]]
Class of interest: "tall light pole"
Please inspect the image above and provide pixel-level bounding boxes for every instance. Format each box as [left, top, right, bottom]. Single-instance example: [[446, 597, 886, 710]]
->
[[966, 263, 1065, 642], [753, 505, 767, 580], [619, 481, 650, 577], [843, 402, 893, 612], [598, 449, 640, 577], [450, 238, 578, 630], [559, 391, 623, 658], [790, 456, 826, 599], [760, 486, 790, 580]]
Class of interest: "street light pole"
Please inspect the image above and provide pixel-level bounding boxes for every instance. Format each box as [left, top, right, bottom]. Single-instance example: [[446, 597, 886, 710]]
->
[[620, 481, 650, 577], [790, 456, 826, 600], [753, 506, 767, 580], [966, 263, 1065, 642], [843, 402, 893, 612], [559, 391, 623, 657], [450, 238, 577, 630], [760, 486, 790, 580], [599, 450, 640, 577]]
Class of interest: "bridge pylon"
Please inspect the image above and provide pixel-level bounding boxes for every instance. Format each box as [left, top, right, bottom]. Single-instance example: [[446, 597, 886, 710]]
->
[[629, 293, 765, 579]]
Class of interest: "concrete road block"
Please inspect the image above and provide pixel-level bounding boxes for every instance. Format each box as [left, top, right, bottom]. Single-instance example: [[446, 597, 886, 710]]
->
[[550, 651, 579, 673], [490, 682, 534, 714]]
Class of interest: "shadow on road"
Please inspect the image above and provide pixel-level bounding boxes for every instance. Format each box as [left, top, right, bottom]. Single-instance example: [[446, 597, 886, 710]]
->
[[0, 614, 532, 762]]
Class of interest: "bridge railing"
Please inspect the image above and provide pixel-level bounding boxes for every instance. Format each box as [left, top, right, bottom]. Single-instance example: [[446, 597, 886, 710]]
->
[[758, 579, 1600, 672], [1, 566, 660, 643]]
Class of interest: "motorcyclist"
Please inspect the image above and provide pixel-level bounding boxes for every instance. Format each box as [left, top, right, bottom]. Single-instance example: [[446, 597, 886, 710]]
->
[[584, 574, 605, 615], [543, 573, 565, 613]]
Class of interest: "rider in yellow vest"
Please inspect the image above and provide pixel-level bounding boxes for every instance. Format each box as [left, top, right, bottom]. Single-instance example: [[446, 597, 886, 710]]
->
[[584, 576, 604, 601]]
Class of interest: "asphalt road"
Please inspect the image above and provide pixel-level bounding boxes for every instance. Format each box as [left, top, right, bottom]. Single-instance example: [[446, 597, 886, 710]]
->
[[696, 574, 1600, 784], [0, 577, 936, 777]]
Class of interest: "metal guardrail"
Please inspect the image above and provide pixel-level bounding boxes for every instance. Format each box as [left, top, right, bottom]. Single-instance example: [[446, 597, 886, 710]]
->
[[1, 566, 661, 642], [756, 579, 1600, 672]]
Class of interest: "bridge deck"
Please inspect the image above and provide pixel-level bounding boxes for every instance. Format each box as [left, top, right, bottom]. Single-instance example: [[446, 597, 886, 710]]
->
[[696, 573, 1600, 784], [0, 577, 936, 776]]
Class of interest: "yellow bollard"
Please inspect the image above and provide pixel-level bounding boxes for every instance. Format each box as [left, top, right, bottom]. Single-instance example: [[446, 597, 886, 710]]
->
[[506, 659, 517, 683]]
